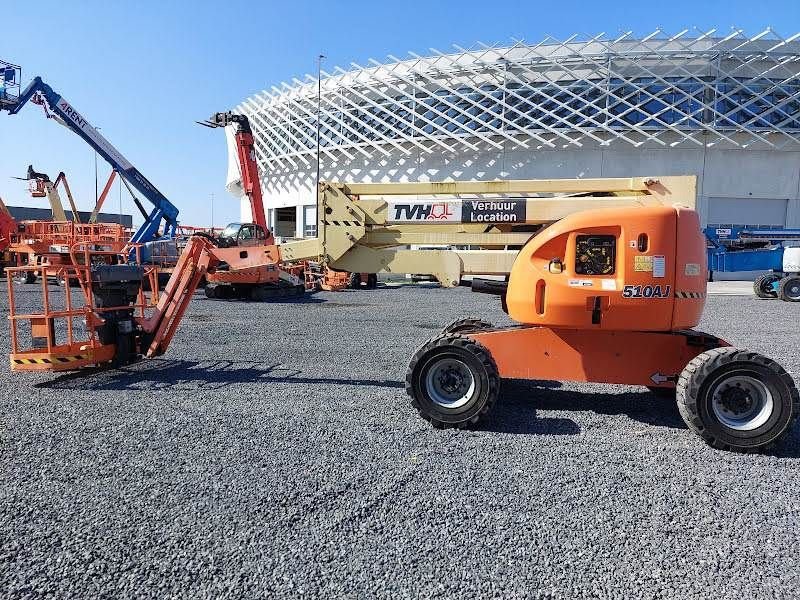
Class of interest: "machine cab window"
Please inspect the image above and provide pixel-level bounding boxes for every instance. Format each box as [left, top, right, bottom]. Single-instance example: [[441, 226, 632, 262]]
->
[[219, 223, 269, 247], [574, 235, 616, 275]]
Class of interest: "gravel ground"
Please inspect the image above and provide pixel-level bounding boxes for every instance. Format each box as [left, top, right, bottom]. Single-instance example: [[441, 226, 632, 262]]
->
[[1, 282, 799, 599]]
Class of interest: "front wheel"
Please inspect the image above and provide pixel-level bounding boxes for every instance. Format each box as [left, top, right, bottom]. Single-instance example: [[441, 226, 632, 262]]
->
[[406, 334, 499, 429], [778, 275, 800, 302], [677, 347, 799, 452]]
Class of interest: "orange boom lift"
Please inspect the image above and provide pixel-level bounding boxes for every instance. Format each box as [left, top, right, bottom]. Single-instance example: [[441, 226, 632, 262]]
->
[[6, 190, 798, 452], [405, 205, 798, 452]]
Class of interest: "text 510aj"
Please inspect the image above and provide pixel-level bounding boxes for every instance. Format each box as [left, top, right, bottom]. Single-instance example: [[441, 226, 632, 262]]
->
[[622, 284, 671, 299]]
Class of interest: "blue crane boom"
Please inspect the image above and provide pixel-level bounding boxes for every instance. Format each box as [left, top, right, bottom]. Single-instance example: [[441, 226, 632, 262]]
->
[[2, 76, 179, 242]]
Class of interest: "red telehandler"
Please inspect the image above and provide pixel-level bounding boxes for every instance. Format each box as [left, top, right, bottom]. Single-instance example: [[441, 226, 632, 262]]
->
[[199, 111, 376, 294], [197, 112, 305, 299]]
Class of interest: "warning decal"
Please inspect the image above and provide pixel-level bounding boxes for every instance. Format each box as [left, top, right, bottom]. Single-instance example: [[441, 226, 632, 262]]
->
[[568, 279, 594, 288], [634, 256, 653, 272], [652, 256, 666, 278]]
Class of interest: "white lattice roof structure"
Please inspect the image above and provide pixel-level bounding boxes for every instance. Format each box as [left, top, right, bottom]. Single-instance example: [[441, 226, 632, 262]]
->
[[238, 29, 800, 175]]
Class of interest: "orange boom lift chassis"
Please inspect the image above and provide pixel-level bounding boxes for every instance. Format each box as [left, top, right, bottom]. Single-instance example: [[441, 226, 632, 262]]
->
[[405, 205, 798, 452], [7, 202, 798, 452]]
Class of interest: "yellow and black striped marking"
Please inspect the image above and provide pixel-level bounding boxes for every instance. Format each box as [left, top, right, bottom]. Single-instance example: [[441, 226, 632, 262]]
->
[[324, 220, 362, 227], [675, 291, 706, 299], [13, 354, 88, 366]]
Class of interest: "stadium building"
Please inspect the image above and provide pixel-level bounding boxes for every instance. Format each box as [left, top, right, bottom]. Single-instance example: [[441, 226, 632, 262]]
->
[[229, 30, 800, 240]]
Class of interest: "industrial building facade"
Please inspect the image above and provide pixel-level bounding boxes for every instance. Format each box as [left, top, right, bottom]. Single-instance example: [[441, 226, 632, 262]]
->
[[230, 30, 800, 238]]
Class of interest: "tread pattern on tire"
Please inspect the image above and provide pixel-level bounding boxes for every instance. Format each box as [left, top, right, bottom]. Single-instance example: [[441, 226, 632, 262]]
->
[[778, 275, 800, 302], [441, 317, 494, 335], [676, 346, 799, 452], [405, 333, 499, 429], [753, 272, 779, 299]]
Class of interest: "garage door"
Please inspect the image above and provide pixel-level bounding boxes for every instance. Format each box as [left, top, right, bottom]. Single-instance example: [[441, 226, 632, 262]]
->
[[707, 197, 788, 227]]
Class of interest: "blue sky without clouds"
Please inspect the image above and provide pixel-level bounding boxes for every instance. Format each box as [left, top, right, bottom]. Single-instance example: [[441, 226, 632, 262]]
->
[[1, 0, 798, 227]]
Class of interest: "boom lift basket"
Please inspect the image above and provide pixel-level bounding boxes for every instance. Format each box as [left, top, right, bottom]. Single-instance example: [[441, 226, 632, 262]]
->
[[7, 243, 160, 371]]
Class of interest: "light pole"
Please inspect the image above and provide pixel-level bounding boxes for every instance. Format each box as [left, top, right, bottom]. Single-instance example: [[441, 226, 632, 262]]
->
[[316, 53, 325, 237], [210, 192, 215, 231]]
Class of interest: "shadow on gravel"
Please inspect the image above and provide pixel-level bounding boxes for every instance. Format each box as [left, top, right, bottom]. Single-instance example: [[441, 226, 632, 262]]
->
[[476, 380, 581, 435], [769, 429, 800, 458], [494, 379, 800, 458], [500, 379, 688, 430], [33, 358, 405, 392], [201, 295, 328, 305]]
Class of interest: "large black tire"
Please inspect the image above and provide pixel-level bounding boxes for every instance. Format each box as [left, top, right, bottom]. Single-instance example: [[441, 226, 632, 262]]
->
[[347, 272, 361, 289], [406, 334, 499, 429], [676, 347, 799, 452], [366, 274, 378, 289], [753, 272, 780, 299], [778, 275, 800, 302], [441, 318, 494, 335]]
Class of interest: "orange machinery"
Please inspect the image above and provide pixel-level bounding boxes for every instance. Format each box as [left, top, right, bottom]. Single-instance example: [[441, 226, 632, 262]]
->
[[3, 168, 129, 284], [7, 235, 281, 369], [405, 205, 798, 452], [7, 205, 798, 452], [200, 111, 376, 298], [6, 219, 128, 284]]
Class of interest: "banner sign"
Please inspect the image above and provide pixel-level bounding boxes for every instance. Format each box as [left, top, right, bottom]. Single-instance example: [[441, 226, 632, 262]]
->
[[388, 199, 526, 224]]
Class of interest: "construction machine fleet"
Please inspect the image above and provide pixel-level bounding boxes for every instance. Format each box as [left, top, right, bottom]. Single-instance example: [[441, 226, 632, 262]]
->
[[1, 167, 129, 284], [7, 174, 798, 453], [0, 70, 180, 251]]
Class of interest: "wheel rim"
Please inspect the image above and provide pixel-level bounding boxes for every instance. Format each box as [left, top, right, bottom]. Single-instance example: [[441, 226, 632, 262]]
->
[[786, 280, 800, 299], [710, 373, 774, 431], [425, 357, 475, 409]]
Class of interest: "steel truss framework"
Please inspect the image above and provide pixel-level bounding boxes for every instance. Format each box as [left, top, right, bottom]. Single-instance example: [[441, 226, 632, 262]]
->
[[237, 29, 800, 174]]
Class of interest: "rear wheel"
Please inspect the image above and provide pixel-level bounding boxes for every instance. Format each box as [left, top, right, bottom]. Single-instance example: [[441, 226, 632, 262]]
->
[[366, 274, 378, 289], [676, 347, 799, 452], [441, 318, 494, 335], [778, 275, 800, 302], [347, 272, 361, 289], [753, 272, 780, 299], [406, 334, 499, 429]]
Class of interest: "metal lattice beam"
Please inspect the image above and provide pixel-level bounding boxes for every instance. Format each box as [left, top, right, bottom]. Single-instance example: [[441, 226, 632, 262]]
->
[[237, 30, 800, 174]]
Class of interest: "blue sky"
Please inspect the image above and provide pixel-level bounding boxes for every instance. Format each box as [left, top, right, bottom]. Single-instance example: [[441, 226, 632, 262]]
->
[[1, 0, 798, 228]]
